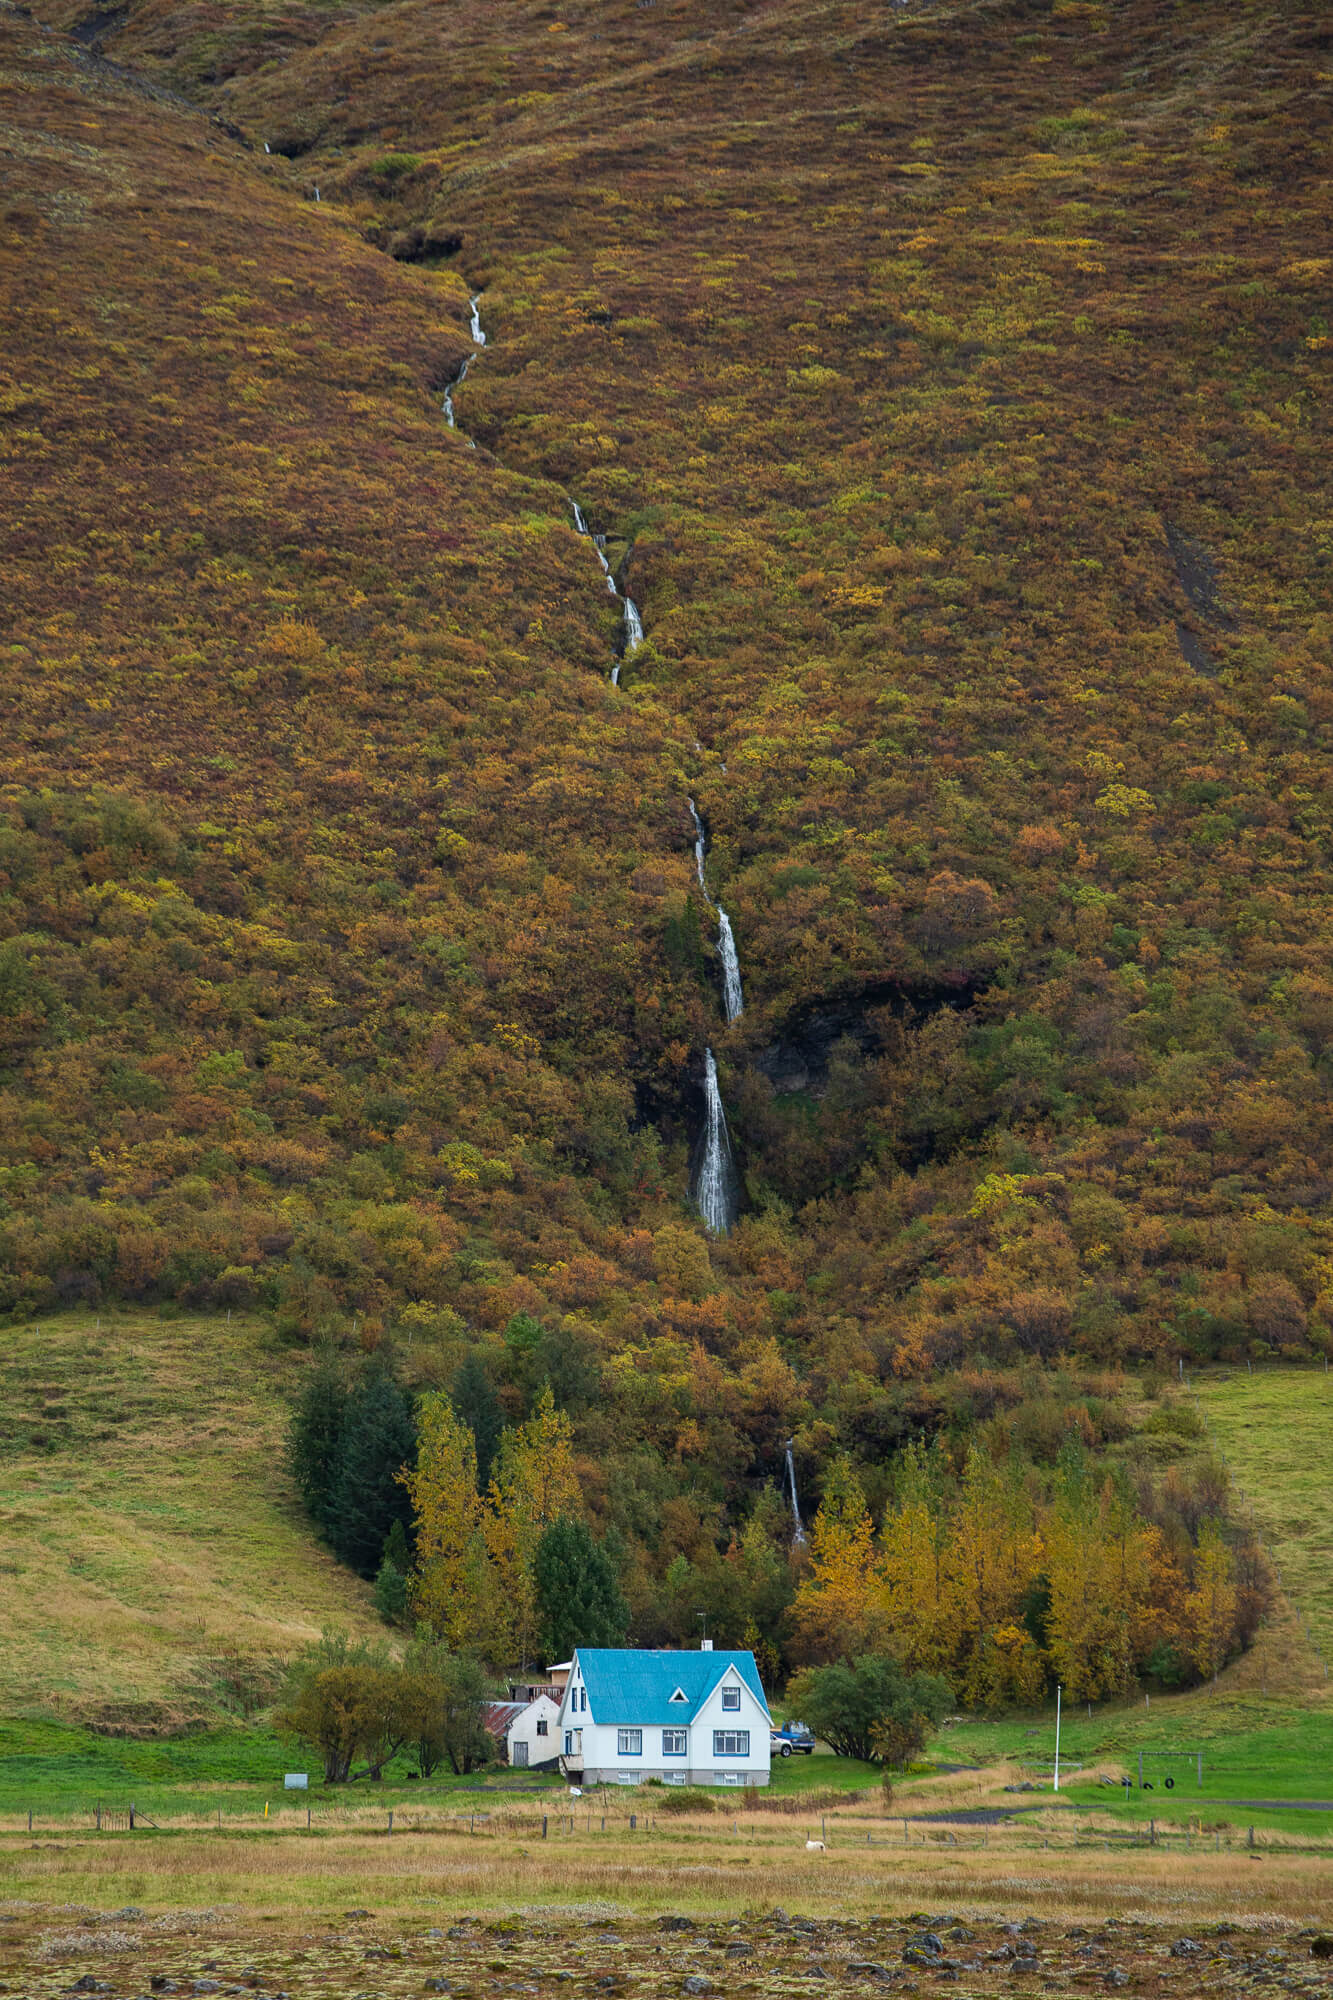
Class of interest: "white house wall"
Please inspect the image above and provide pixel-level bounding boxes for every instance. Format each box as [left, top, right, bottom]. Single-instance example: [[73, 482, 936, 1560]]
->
[[556, 1657, 771, 1788], [506, 1695, 561, 1768]]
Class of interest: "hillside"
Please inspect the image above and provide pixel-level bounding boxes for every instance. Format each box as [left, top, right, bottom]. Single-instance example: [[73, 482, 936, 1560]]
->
[[1, 0, 1331, 1609], [1195, 1367, 1333, 1671], [0, 1309, 379, 1724]]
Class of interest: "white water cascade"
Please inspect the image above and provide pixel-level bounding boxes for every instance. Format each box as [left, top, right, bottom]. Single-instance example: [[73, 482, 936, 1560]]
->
[[442, 291, 487, 443], [435, 285, 737, 1238], [570, 499, 643, 685], [686, 798, 744, 1024], [442, 353, 470, 428], [695, 1048, 739, 1236], [717, 910, 743, 1025], [784, 1440, 807, 1547]]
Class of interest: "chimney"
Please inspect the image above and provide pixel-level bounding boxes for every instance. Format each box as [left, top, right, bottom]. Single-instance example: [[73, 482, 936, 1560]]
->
[[701, 1638, 713, 1651]]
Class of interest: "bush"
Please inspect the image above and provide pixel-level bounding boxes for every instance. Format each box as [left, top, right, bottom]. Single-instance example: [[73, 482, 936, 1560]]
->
[[785, 1654, 952, 1765], [655, 1786, 717, 1815]]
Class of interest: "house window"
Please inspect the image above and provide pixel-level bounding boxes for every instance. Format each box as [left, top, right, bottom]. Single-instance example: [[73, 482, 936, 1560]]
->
[[713, 1730, 749, 1757], [513, 1741, 529, 1768], [662, 1728, 687, 1757], [537, 1718, 548, 1737], [722, 1685, 741, 1710], [669, 1687, 687, 1703], [581, 1689, 588, 1711], [617, 1728, 643, 1755], [564, 1731, 573, 1755]]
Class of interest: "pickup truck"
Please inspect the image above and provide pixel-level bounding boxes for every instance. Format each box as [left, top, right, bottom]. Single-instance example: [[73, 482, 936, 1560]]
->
[[770, 1722, 815, 1757]]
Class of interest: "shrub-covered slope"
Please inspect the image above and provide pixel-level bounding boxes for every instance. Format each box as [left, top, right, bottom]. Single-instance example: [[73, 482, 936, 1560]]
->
[[2, 0, 1332, 1523]]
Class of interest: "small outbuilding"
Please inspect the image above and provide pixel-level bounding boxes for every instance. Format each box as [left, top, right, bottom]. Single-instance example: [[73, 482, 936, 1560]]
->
[[505, 1691, 561, 1770]]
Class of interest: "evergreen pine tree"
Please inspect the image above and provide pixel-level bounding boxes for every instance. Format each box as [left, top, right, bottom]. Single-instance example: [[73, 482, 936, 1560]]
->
[[451, 1348, 503, 1490], [329, 1366, 417, 1577], [533, 1516, 630, 1663], [287, 1353, 349, 1540]]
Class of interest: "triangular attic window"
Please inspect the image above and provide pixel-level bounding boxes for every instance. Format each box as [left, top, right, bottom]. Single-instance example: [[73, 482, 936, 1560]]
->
[[669, 1687, 688, 1703]]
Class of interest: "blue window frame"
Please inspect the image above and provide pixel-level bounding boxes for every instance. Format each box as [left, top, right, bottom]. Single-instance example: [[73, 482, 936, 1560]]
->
[[617, 1728, 643, 1755], [662, 1728, 687, 1757], [721, 1684, 741, 1710], [713, 1729, 749, 1757]]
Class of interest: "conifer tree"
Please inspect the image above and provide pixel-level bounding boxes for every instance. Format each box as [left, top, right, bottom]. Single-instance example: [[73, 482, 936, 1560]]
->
[[451, 1347, 503, 1491], [287, 1353, 349, 1541], [533, 1516, 629, 1663], [329, 1366, 416, 1578]]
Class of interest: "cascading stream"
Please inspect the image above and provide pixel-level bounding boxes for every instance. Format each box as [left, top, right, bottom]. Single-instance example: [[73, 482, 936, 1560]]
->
[[569, 499, 642, 685], [784, 1440, 807, 1547], [695, 1048, 739, 1236], [686, 798, 744, 1025], [440, 284, 740, 1232]]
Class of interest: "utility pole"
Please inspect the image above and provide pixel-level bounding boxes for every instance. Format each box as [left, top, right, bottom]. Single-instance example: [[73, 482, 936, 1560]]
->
[[1053, 1683, 1063, 1793]]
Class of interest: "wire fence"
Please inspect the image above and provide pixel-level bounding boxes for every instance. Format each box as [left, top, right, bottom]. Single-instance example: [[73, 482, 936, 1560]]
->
[[6, 1801, 1332, 1861]]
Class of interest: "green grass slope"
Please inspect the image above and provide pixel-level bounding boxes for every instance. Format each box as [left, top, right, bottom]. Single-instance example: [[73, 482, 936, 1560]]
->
[[0, 1310, 378, 1724], [1195, 1367, 1333, 1669]]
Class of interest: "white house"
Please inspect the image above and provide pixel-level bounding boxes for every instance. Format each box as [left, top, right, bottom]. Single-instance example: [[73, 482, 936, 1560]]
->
[[506, 1692, 561, 1770], [554, 1645, 771, 1788]]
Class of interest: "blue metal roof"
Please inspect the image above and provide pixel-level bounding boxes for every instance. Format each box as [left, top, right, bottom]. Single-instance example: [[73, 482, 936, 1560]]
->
[[573, 1648, 770, 1726]]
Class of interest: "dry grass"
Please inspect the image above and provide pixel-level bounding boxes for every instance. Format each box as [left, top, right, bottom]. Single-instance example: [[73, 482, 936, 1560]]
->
[[0, 1310, 379, 1719], [3, 1814, 1331, 1928]]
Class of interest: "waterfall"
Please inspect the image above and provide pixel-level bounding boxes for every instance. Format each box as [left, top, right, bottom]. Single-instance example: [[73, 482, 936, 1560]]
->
[[784, 1441, 807, 1546], [717, 909, 743, 1024], [686, 797, 708, 895], [469, 293, 487, 345], [686, 799, 744, 1020], [571, 500, 643, 681], [694, 1048, 738, 1235]]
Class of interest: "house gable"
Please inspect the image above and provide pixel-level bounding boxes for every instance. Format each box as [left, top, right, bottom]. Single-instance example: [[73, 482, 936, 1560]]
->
[[566, 1648, 770, 1729]]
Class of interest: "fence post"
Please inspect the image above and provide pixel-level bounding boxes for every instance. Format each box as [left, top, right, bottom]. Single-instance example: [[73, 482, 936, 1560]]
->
[[1248, 1826, 1255, 1849], [542, 1816, 548, 1839], [1197, 1753, 1203, 1788], [1150, 1819, 1156, 1846], [388, 1811, 393, 1834], [821, 1816, 826, 1843], [307, 1807, 311, 1830], [129, 1804, 135, 1830], [95, 1806, 101, 1831], [903, 1819, 908, 1846], [630, 1814, 636, 1831]]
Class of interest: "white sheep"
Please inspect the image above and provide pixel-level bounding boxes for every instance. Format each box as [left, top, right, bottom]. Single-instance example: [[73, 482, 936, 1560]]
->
[[805, 1838, 826, 1852]]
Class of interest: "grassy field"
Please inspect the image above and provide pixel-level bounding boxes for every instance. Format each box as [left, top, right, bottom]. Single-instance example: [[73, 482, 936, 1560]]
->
[[1194, 1368, 1333, 1667], [3, 1806, 1331, 1931], [0, 1310, 378, 1724]]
